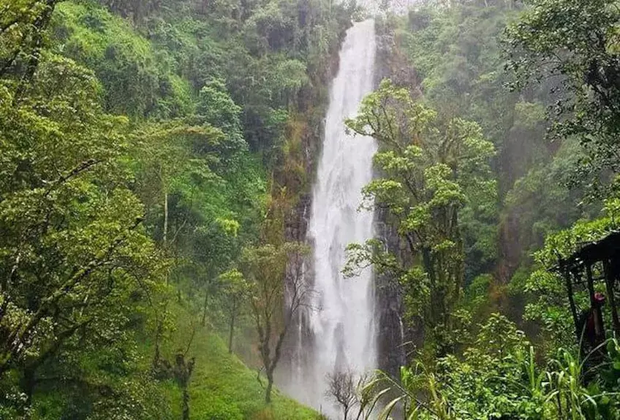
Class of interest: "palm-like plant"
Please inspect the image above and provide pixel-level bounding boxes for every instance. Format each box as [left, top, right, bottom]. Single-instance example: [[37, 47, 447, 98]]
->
[[354, 340, 619, 419], [356, 365, 455, 420]]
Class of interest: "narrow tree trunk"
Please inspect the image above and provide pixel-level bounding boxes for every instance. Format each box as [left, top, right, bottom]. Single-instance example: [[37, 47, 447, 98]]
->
[[163, 190, 169, 245], [265, 373, 274, 404], [182, 387, 190, 420], [202, 289, 208, 326], [153, 318, 163, 369], [22, 366, 36, 404], [176, 354, 195, 420], [228, 305, 236, 354]]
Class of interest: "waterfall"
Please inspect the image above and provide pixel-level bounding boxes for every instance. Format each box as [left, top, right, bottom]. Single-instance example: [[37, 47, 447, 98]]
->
[[286, 19, 377, 417]]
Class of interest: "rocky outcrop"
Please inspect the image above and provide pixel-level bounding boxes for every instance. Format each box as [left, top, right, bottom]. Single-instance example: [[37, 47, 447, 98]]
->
[[374, 210, 407, 379]]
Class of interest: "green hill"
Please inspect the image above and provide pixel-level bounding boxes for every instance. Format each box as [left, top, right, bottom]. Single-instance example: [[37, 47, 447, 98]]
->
[[161, 304, 321, 420]]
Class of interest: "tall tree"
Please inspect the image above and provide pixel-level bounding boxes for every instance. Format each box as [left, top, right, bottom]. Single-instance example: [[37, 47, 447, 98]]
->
[[242, 240, 309, 403], [345, 79, 496, 357], [0, 53, 165, 411], [506, 0, 620, 197], [326, 371, 358, 420], [241, 185, 310, 403], [219, 269, 250, 354]]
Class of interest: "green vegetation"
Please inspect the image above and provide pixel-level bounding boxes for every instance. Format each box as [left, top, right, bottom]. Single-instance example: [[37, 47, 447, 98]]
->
[[4, 0, 620, 418], [162, 303, 320, 420], [345, 79, 496, 357], [0, 0, 350, 417], [339, 0, 620, 418]]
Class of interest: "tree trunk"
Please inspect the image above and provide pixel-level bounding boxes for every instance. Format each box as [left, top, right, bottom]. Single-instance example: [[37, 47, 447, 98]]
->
[[265, 372, 274, 404], [182, 386, 190, 420], [22, 366, 36, 404], [163, 190, 169, 246], [153, 318, 163, 368], [202, 288, 208, 326], [176, 354, 195, 420], [228, 306, 236, 354]]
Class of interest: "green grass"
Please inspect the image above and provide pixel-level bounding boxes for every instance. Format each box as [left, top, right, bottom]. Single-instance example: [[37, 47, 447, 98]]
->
[[162, 302, 321, 420]]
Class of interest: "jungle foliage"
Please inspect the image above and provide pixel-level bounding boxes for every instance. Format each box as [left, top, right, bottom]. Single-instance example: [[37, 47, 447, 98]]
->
[[0, 0, 352, 417], [339, 0, 620, 418], [4, 0, 620, 418]]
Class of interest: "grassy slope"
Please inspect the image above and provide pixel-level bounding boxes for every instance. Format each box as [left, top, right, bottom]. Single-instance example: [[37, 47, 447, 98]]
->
[[164, 303, 320, 420]]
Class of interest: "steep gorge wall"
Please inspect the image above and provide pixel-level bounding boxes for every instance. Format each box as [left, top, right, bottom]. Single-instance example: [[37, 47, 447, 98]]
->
[[369, 17, 420, 377]]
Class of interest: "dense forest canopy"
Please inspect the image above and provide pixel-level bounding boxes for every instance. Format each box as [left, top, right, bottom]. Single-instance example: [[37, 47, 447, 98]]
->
[[0, 0, 352, 417], [2, 0, 620, 418], [353, 0, 620, 417]]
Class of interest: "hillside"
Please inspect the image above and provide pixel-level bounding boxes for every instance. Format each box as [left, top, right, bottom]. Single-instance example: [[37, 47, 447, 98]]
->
[[160, 304, 320, 420]]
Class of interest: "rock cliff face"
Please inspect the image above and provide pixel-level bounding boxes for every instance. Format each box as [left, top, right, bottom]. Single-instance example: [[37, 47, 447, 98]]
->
[[277, 40, 340, 387], [371, 17, 426, 377], [374, 210, 407, 378], [373, 18, 405, 380]]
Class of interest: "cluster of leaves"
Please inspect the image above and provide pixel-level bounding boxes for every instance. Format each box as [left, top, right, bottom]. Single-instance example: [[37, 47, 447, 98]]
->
[[342, 4, 620, 420], [375, 0, 607, 347], [0, 22, 171, 420], [380, 3, 511, 292], [52, 0, 354, 153], [385, 1, 600, 296], [506, 0, 620, 198]]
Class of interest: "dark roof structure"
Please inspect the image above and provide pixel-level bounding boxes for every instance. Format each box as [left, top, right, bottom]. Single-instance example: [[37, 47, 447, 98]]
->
[[561, 231, 620, 272], [556, 230, 620, 349]]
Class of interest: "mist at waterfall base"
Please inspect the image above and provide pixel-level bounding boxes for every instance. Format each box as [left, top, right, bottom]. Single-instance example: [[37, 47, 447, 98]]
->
[[283, 20, 378, 418]]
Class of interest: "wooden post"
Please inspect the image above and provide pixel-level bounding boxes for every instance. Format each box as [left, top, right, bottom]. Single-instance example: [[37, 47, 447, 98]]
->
[[603, 259, 620, 337], [563, 262, 580, 343], [586, 264, 606, 343]]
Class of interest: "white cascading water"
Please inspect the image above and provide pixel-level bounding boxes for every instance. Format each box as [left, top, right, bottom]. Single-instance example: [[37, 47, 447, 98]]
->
[[287, 19, 378, 417]]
